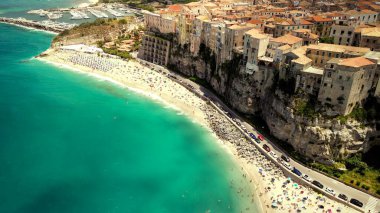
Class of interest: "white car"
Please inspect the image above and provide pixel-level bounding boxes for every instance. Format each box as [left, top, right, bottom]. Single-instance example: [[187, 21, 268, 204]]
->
[[282, 161, 293, 170], [269, 151, 277, 158], [325, 187, 336, 196], [302, 174, 313, 182]]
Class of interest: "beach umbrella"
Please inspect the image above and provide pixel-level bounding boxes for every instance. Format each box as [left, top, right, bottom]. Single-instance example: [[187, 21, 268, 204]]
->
[[271, 201, 278, 208]]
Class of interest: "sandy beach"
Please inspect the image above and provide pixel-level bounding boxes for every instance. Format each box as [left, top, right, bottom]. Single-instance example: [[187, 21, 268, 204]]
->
[[37, 47, 359, 213]]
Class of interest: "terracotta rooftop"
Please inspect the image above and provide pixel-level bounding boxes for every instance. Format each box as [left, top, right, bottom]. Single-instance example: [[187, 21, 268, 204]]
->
[[307, 43, 370, 54], [300, 19, 313, 25], [292, 28, 311, 33], [291, 46, 312, 65], [309, 16, 332, 22], [167, 4, 182, 13], [361, 27, 380, 37], [271, 34, 303, 45], [245, 29, 268, 39], [247, 19, 262, 25], [278, 44, 291, 51], [360, 9, 378, 14], [228, 24, 253, 30], [338, 57, 375, 67]]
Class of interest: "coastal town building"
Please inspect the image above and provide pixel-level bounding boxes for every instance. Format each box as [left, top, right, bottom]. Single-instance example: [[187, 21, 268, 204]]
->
[[138, 35, 171, 66], [360, 27, 380, 51], [305, 44, 371, 68], [318, 57, 376, 115], [143, 11, 176, 34], [137, 0, 380, 116], [243, 29, 270, 74]]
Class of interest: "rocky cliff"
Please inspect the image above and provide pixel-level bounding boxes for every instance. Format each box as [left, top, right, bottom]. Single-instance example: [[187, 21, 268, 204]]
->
[[168, 42, 380, 164]]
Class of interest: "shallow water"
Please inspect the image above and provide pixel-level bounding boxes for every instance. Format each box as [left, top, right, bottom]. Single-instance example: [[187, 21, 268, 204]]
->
[[0, 11, 259, 213]]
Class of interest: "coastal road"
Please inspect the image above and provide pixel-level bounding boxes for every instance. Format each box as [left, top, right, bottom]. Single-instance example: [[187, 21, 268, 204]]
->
[[142, 61, 380, 212]]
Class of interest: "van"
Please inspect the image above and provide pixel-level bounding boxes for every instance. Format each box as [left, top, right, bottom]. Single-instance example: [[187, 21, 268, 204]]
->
[[292, 168, 302, 176]]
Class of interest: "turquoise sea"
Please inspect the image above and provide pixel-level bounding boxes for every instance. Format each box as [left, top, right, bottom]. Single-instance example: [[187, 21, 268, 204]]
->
[[0, 1, 259, 213]]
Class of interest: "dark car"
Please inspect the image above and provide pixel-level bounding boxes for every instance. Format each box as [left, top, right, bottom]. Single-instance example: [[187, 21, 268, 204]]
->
[[312, 180, 323, 189], [249, 133, 256, 140], [338, 194, 348, 201], [281, 154, 290, 162], [292, 168, 302, 176], [254, 138, 261, 144], [263, 144, 270, 152], [350, 198, 363, 208]]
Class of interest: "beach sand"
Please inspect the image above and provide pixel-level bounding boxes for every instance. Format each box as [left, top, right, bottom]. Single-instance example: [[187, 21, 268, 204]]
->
[[37, 47, 359, 213]]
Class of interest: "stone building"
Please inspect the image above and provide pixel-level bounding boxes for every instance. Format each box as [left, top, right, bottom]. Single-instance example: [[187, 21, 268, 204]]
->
[[318, 57, 377, 115], [138, 35, 171, 66], [273, 19, 313, 37], [224, 24, 254, 61], [360, 27, 380, 51], [295, 67, 323, 96], [143, 11, 177, 34], [346, 9, 379, 25], [307, 16, 334, 37], [305, 43, 370, 68], [243, 29, 270, 74], [330, 23, 356, 46], [291, 29, 319, 46]]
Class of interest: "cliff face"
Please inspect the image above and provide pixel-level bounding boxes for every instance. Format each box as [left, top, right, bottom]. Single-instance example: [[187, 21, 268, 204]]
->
[[168, 43, 380, 164], [261, 92, 380, 164]]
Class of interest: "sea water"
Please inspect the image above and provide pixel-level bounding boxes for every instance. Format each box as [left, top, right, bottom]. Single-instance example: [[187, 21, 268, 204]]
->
[[0, 2, 259, 213]]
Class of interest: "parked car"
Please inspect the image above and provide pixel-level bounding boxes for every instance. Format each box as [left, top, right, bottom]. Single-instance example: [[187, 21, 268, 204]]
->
[[302, 174, 312, 182], [338, 193, 348, 201], [292, 168, 302, 176], [263, 144, 270, 152], [257, 134, 264, 141], [350, 198, 363, 208], [254, 138, 261, 144], [249, 133, 256, 140], [282, 161, 293, 170], [325, 187, 336, 196], [281, 154, 290, 162], [312, 180, 324, 189], [269, 151, 277, 158]]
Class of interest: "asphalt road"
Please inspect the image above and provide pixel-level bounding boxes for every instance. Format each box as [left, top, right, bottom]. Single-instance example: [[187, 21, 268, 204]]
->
[[145, 62, 380, 213]]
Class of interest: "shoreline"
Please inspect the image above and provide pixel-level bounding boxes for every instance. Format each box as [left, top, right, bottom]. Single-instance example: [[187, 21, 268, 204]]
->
[[37, 49, 267, 212], [0, 21, 59, 35], [37, 47, 359, 213]]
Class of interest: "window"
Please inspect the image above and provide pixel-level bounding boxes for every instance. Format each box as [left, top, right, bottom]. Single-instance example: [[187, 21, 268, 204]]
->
[[332, 30, 336, 35], [316, 51, 319, 55], [346, 76, 350, 81], [328, 52, 331, 57], [321, 59, 324, 64], [341, 86, 344, 90], [348, 31, 352, 35], [335, 53, 339, 57], [324, 83, 327, 87], [322, 52, 325, 56], [340, 30, 344, 35], [339, 75, 342, 80], [327, 72, 332, 77], [326, 97, 331, 102]]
